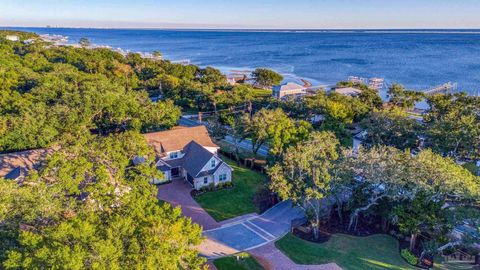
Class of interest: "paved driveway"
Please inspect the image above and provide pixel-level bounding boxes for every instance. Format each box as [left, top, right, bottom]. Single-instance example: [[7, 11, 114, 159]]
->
[[157, 180, 220, 230], [199, 201, 305, 258]]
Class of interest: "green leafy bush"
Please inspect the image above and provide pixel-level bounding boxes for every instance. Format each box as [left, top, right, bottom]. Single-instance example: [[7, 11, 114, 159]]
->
[[401, 249, 418, 266]]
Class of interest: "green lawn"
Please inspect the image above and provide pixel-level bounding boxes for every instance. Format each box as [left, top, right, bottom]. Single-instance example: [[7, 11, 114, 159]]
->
[[433, 260, 477, 270], [213, 252, 264, 270], [276, 233, 415, 270], [195, 158, 266, 221], [252, 88, 272, 98]]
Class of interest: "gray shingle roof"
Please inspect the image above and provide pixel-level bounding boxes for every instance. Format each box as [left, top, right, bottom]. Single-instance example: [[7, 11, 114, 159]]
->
[[4, 167, 22, 180], [181, 141, 215, 177], [197, 163, 222, 177], [160, 140, 231, 178], [156, 160, 171, 171]]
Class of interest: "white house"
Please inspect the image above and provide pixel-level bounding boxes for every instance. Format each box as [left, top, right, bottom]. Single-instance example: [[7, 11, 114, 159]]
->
[[334, 87, 362, 97], [5, 35, 19, 42], [144, 126, 233, 190], [272, 82, 306, 99], [227, 75, 246, 86]]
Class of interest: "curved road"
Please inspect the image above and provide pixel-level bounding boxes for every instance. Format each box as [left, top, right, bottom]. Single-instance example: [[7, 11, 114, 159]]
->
[[198, 200, 305, 258]]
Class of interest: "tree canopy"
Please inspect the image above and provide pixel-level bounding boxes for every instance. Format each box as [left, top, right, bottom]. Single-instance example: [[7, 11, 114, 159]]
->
[[0, 132, 205, 269], [342, 146, 480, 236], [424, 93, 480, 159], [269, 131, 340, 239], [251, 68, 283, 88], [0, 30, 208, 269], [387, 84, 424, 110], [361, 108, 422, 150], [243, 108, 312, 158]]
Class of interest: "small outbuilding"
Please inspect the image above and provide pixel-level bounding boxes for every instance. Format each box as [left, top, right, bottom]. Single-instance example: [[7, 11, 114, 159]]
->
[[334, 87, 362, 97], [272, 82, 306, 99]]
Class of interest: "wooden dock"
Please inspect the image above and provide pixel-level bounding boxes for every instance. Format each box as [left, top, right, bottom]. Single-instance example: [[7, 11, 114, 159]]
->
[[422, 82, 457, 95]]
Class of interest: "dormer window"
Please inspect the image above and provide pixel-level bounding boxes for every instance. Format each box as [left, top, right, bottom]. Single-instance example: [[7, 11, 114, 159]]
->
[[169, 151, 179, 159], [211, 159, 216, 168]]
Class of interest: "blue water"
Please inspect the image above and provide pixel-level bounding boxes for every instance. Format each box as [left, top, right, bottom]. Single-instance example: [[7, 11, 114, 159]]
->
[[5, 27, 480, 95]]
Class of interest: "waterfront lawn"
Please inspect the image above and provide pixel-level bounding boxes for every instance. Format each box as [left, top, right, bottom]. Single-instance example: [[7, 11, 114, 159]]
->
[[276, 233, 414, 270], [195, 157, 266, 221], [252, 88, 272, 98], [213, 252, 264, 270]]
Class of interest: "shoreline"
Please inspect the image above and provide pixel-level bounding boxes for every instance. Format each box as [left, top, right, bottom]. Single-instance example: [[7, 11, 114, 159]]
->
[[34, 32, 479, 98], [40, 34, 327, 90]]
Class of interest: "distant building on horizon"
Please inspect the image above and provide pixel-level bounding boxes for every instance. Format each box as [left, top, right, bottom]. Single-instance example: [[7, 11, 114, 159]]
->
[[334, 87, 362, 97], [227, 75, 247, 86], [272, 82, 306, 99]]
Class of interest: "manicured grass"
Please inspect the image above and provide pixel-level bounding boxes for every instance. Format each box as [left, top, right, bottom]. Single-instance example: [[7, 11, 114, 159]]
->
[[433, 260, 477, 270], [195, 157, 266, 221], [213, 252, 264, 270], [252, 88, 272, 98], [276, 233, 415, 270]]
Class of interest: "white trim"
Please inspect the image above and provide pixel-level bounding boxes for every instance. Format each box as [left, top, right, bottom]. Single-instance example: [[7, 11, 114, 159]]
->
[[244, 229, 291, 252], [241, 223, 270, 241], [245, 220, 276, 239]]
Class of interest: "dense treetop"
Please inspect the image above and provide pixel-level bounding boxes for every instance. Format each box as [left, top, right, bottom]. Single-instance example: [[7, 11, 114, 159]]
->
[[0, 30, 258, 153], [0, 30, 210, 269], [0, 133, 205, 269]]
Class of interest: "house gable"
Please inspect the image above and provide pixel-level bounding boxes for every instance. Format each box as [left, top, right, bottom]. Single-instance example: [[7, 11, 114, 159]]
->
[[194, 162, 233, 189], [199, 156, 222, 174], [213, 162, 232, 184]]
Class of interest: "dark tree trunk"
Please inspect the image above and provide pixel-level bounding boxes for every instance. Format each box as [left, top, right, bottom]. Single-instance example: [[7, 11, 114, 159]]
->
[[410, 233, 418, 251], [381, 217, 389, 232]]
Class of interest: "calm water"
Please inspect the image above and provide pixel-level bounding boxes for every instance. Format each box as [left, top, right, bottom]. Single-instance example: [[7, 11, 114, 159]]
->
[[5, 27, 480, 96]]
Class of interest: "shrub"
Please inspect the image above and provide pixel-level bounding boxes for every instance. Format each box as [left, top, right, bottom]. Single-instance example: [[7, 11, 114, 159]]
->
[[208, 183, 215, 191], [253, 186, 275, 213], [401, 249, 418, 266]]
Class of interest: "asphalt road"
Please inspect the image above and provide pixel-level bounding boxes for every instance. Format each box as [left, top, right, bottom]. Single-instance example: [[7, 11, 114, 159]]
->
[[178, 116, 270, 157], [224, 135, 269, 157]]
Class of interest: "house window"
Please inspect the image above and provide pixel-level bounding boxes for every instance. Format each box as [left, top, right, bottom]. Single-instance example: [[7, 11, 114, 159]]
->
[[211, 159, 216, 168], [169, 151, 178, 159], [219, 174, 227, 182], [203, 177, 208, 184]]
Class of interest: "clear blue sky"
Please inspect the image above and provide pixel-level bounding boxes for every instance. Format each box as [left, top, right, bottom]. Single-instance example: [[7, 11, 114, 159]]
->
[[1, 0, 480, 29]]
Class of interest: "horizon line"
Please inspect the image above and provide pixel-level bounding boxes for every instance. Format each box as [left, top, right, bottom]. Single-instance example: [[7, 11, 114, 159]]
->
[[2, 25, 480, 31]]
